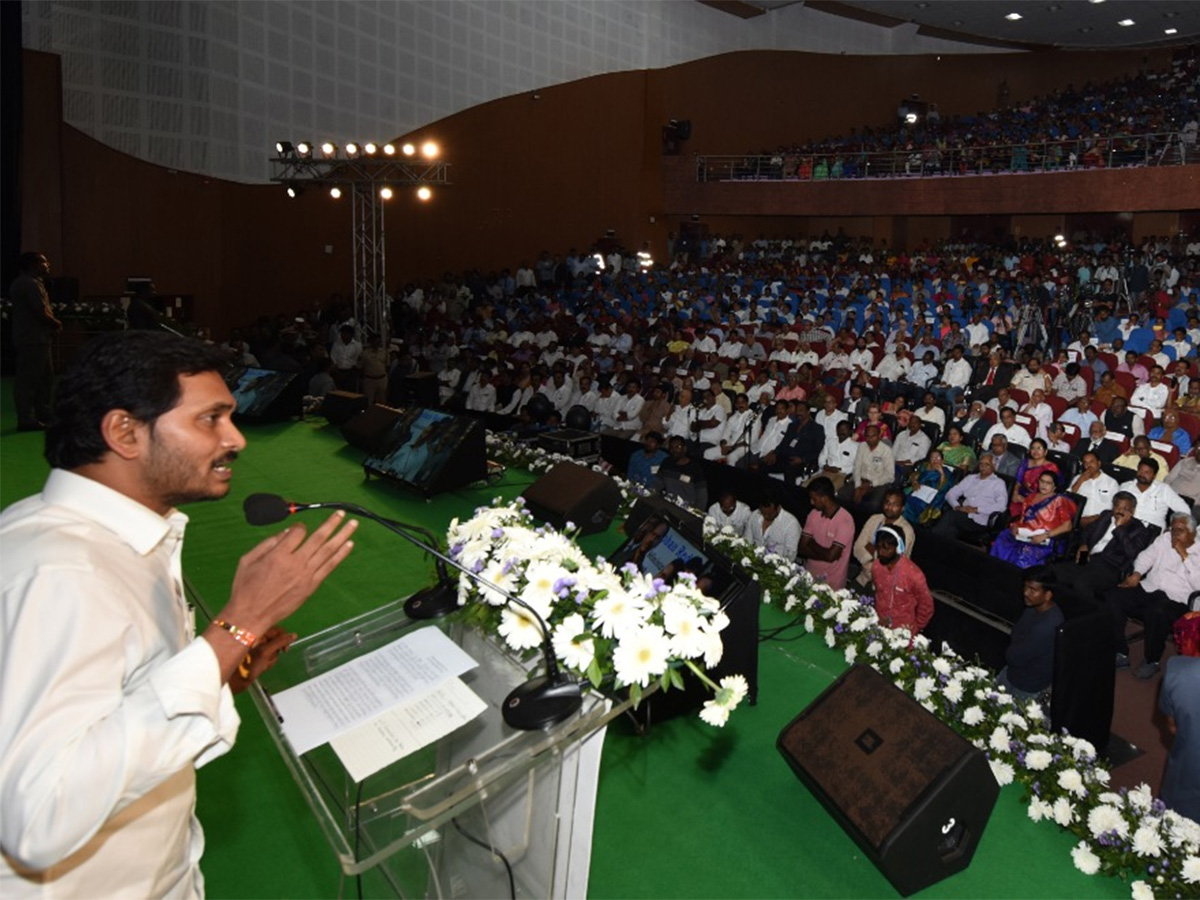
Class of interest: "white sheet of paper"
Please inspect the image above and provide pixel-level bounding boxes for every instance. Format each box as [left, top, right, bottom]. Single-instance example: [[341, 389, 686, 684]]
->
[[273, 627, 478, 754], [911, 485, 939, 503], [330, 677, 489, 782], [1015, 527, 1048, 543]]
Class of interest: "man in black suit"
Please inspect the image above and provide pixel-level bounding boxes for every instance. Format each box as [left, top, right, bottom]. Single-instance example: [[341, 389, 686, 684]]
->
[[1050, 491, 1153, 603], [1071, 420, 1120, 468], [970, 349, 1013, 403]]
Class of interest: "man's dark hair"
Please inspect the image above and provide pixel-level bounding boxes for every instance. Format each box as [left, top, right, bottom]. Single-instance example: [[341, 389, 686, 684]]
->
[[18, 251, 45, 273], [883, 487, 905, 504], [1113, 490, 1137, 509], [1023, 566, 1057, 591], [807, 476, 836, 501], [1138, 457, 1160, 477], [46, 331, 230, 469]]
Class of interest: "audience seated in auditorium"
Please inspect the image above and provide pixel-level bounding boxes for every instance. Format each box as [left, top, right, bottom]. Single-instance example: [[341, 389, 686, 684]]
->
[[1108, 513, 1200, 680], [708, 488, 752, 538], [1051, 491, 1153, 605], [1119, 459, 1192, 531]]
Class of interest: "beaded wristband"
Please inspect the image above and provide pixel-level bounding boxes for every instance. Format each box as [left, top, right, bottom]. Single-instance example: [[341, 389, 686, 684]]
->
[[212, 619, 258, 648]]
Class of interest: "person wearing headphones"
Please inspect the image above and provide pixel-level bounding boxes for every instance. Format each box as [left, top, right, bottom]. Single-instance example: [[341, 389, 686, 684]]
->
[[870, 525, 934, 635]]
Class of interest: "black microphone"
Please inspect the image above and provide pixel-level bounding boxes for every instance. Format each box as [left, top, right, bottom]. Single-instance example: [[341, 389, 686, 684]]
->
[[242, 493, 582, 730]]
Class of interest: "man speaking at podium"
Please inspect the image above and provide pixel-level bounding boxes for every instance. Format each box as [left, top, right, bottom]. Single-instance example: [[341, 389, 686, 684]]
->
[[1, 331, 358, 898]]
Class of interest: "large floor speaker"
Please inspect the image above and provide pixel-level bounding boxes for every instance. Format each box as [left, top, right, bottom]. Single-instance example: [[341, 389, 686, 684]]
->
[[341, 405, 402, 453], [777, 665, 998, 897], [321, 390, 367, 426], [521, 462, 622, 535]]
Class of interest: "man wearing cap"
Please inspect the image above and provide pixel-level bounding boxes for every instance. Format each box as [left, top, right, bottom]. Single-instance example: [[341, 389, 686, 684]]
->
[[871, 525, 934, 635]]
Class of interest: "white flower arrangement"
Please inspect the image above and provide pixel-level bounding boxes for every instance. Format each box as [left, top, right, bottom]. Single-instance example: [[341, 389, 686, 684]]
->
[[493, 436, 1200, 897], [446, 497, 746, 725]]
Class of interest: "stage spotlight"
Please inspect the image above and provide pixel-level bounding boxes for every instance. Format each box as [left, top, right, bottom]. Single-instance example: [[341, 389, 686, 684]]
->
[[321, 141, 337, 157], [296, 141, 312, 157], [275, 140, 294, 156], [401, 142, 416, 156], [364, 142, 378, 155], [286, 183, 303, 198], [383, 143, 396, 156], [416, 186, 432, 201], [380, 186, 394, 200], [905, 112, 918, 124], [345, 142, 359, 157], [421, 141, 439, 159], [329, 186, 342, 199]]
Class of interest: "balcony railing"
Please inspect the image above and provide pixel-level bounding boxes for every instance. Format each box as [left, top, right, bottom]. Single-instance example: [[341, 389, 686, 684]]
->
[[696, 132, 1195, 182]]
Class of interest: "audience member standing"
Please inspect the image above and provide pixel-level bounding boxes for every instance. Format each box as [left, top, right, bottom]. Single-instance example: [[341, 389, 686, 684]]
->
[[9, 252, 62, 431], [799, 477, 855, 589], [870, 526, 934, 634]]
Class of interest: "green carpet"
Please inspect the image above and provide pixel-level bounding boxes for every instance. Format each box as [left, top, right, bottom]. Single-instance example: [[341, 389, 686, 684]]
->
[[0, 392, 1127, 899]]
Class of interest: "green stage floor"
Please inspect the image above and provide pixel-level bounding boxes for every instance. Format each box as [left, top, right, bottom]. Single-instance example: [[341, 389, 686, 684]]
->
[[0, 404, 1128, 899]]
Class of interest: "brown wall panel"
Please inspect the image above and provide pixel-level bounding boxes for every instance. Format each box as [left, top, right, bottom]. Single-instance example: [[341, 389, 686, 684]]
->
[[20, 51, 63, 264]]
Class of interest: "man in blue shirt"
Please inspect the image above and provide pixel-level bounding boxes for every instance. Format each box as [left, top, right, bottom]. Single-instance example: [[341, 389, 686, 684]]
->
[[626, 431, 667, 490]]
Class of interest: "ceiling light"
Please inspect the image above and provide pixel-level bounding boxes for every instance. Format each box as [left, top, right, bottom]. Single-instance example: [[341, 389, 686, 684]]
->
[[421, 141, 439, 159], [402, 143, 416, 156], [1118, 18, 1134, 26], [416, 186, 432, 201], [344, 142, 359, 156], [1165, 27, 1178, 34], [364, 142, 378, 154], [1088, 0, 1105, 4], [382, 143, 396, 156], [329, 186, 342, 199], [379, 186, 394, 200], [286, 184, 302, 198], [321, 141, 337, 156], [296, 141, 312, 157], [1005, 12, 1022, 20], [275, 140, 293, 155]]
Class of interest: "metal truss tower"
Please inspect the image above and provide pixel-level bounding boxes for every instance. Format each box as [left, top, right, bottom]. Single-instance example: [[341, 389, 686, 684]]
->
[[268, 152, 450, 341]]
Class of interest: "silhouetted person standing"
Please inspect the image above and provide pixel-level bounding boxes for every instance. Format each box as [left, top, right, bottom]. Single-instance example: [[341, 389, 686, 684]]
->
[[9, 252, 61, 431]]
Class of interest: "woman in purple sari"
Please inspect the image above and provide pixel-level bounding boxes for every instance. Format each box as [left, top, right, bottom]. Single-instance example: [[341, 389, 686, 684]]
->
[[990, 471, 1077, 569]]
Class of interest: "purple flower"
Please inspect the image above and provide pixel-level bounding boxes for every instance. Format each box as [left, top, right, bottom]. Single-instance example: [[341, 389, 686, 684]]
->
[[472, 559, 485, 573], [491, 527, 504, 539]]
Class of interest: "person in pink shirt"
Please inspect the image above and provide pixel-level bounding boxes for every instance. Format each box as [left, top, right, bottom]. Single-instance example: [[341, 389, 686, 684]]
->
[[798, 476, 856, 589], [775, 371, 807, 403], [1117, 350, 1149, 386]]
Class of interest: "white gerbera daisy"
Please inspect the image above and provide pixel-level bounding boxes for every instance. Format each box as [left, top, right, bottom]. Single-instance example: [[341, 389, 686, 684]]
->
[[611, 624, 671, 688], [497, 606, 545, 652], [1071, 841, 1101, 876], [551, 613, 595, 673]]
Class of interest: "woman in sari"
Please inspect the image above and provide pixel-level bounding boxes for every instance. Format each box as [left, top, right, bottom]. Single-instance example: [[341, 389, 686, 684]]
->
[[902, 449, 955, 525], [937, 425, 977, 473], [990, 472, 1077, 568], [1009, 438, 1060, 516]]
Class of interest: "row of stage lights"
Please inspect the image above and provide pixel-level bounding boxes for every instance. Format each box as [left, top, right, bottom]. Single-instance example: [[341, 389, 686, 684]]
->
[[275, 139, 439, 160], [278, 138, 440, 201], [285, 183, 434, 201]]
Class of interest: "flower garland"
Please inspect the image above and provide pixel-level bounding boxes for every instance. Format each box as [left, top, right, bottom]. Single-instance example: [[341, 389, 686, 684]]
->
[[486, 434, 1199, 898], [446, 497, 747, 727]]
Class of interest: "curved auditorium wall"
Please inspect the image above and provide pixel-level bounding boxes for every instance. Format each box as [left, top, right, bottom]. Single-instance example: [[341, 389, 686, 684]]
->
[[29, 45, 1196, 337]]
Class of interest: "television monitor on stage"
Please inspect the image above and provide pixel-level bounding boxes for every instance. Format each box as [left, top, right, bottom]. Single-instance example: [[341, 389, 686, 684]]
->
[[608, 497, 761, 724], [225, 366, 304, 422], [363, 406, 486, 497]]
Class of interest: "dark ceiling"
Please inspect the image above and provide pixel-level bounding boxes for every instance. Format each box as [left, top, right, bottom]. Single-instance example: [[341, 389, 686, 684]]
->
[[709, 1, 1200, 50]]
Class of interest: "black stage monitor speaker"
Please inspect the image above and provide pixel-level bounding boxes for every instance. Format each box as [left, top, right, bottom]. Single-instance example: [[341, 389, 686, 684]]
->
[[341, 404, 402, 453], [521, 462, 621, 536], [321, 390, 367, 426], [777, 665, 998, 897], [363, 407, 486, 497], [226, 366, 305, 423]]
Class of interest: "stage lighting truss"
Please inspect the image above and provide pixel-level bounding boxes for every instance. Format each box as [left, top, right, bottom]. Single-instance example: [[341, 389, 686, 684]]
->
[[268, 150, 451, 344]]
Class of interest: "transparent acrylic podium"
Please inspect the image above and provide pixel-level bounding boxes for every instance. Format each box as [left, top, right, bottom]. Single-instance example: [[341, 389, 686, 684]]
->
[[252, 600, 634, 899]]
